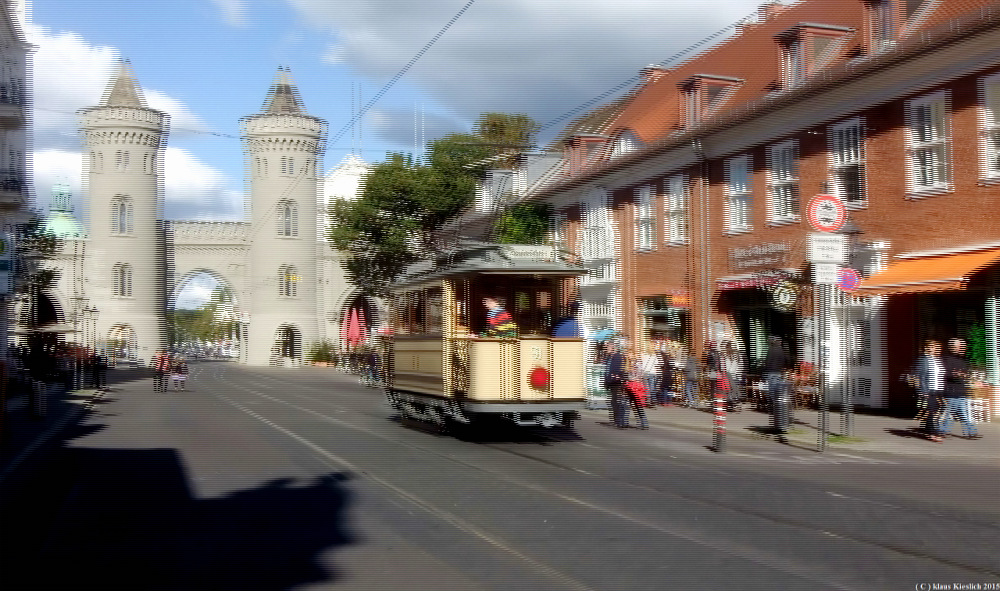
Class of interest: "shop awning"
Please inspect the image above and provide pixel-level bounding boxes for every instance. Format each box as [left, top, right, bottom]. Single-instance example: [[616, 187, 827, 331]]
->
[[854, 248, 1000, 296]]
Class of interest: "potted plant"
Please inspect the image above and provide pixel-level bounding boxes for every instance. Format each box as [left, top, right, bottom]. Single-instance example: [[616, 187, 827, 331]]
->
[[306, 340, 336, 366]]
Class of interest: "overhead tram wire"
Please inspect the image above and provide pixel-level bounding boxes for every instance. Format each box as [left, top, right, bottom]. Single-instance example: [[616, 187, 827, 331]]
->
[[539, 7, 759, 132], [329, 0, 478, 149]]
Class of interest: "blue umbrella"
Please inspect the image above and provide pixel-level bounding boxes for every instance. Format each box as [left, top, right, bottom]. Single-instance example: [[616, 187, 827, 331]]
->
[[589, 329, 617, 342]]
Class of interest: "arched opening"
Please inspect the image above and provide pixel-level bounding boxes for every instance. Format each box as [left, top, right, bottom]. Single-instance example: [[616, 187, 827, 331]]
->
[[171, 270, 240, 359], [271, 324, 301, 366], [107, 324, 137, 364]]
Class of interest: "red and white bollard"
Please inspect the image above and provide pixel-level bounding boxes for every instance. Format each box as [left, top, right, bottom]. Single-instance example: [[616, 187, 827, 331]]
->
[[712, 388, 727, 453]]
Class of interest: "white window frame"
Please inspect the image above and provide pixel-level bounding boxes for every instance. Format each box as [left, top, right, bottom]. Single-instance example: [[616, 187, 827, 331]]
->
[[550, 211, 567, 250], [663, 174, 688, 245], [580, 196, 614, 261], [829, 117, 867, 206], [112, 263, 132, 297], [781, 40, 804, 88], [905, 90, 952, 196], [979, 72, 1000, 180], [111, 196, 134, 235], [276, 199, 299, 237], [279, 264, 298, 297], [611, 130, 642, 160], [767, 140, 799, 224], [725, 154, 752, 233], [634, 185, 654, 251]]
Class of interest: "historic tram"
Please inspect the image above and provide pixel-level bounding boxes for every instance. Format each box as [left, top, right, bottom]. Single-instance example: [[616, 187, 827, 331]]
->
[[384, 242, 587, 430]]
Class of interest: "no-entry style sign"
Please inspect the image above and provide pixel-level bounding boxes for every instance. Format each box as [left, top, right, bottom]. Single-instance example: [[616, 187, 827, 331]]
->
[[806, 194, 846, 233], [838, 267, 861, 292]]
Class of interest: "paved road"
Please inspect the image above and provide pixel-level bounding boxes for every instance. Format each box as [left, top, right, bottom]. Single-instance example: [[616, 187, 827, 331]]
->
[[2, 361, 998, 591]]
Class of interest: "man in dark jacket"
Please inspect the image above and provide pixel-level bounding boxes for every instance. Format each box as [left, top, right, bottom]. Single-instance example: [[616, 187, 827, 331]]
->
[[603, 340, 627, 428], [938, 338, 980, 439], [763, 335, 791, 436]]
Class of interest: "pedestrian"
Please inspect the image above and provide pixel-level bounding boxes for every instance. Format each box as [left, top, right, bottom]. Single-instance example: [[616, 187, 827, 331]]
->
[[911, 339, 945, 441], [682, 346, 700, 408], [638, 342, 661, 406], [763, 336, 792, 437], [655, 341, 676, 406], [170, 356, 189, 391], [721, 341, 744, 412], [551, 302, 582, 338], [152, 349, 170, 392], [702, 340, 723, 406], [937, 338, 981, 440], [482, 296, 518, 338], [603, 340, 628, 427], [620, 341, 649, 429]]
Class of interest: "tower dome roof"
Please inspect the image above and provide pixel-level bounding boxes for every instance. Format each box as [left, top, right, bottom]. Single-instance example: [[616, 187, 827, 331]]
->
[[262, 66, 306, 115], [101, 60, 148, 108], [42, 211, 86, 239]]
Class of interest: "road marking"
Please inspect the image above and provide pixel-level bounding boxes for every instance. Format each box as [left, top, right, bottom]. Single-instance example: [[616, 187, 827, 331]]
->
[[727, 451, 896, 465]]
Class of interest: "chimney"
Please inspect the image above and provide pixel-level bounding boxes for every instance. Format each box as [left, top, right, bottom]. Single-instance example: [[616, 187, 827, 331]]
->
[[640, 65, 669, 84], [758, 1, 784, 23]]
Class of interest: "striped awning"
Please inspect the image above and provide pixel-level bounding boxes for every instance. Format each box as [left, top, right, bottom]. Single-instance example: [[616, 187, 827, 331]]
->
[[854, 248, 1000, 296]]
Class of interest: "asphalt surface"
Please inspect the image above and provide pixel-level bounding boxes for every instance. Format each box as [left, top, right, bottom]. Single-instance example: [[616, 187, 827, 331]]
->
[[2, 360, 998, 591]]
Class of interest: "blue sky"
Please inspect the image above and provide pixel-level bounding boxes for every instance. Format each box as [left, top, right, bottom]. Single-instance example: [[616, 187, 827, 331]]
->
[[24, 0, 767, 305]]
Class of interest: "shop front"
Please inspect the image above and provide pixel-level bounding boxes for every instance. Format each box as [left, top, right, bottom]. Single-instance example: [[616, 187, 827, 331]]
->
[[856, 247, 1000, 418]]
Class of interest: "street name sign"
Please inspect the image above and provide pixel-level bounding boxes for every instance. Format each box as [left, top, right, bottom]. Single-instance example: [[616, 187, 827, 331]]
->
[[806, 194, 846, 233]]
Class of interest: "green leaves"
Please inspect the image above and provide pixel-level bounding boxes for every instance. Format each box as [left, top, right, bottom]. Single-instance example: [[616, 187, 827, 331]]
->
[[495, 202, 552, 245]]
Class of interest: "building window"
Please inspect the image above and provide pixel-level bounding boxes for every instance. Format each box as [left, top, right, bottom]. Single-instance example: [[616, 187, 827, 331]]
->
[[580, 197, 614, 261], [611, 130, 642, 160], [280, 156, 295, 176], [905, 91, 951, 194], [777, 25, 852, 88], [980, 73, 1000, 180], [634, 185, 654, 251], [829, 118, 867, 205], [112, 263, 132, 297], [142, 154, 151, 174], [115, 150, 129, 171], [276, 199, 298, 237], [868, 0, 937, 51], [111, 196, 133, 235], [550, 212, 567, 251], [767, 140, 799, 223], [664, 175, 688, 245], [725, 154, 752, 233], [681, 75, 740, 126], [278, 265, 298, 297]]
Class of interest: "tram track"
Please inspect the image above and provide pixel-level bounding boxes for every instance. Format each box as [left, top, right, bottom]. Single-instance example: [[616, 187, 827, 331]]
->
[[202, 364, 1000, 585]]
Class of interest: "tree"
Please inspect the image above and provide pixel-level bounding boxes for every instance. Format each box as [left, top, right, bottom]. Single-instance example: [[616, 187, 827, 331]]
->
[[329, 113, 540, 296], [494, 202, 552, 245]]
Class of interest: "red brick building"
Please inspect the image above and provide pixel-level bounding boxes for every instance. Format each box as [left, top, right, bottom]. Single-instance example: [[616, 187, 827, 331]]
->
[[526, 0, 1000, 415]]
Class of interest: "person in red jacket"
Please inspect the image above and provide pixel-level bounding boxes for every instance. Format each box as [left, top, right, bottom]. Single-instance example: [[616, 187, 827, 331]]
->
[[152, 350, 170, 393]]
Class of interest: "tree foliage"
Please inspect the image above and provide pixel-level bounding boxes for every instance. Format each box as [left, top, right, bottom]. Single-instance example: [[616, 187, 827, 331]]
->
[[170, 286, 236, 346], [329, 113, 540, 296], [495, 202, 552, 245]]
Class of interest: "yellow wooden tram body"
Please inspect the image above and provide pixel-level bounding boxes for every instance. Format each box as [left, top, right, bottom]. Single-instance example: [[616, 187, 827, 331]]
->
[[385, 244, 586, 428]]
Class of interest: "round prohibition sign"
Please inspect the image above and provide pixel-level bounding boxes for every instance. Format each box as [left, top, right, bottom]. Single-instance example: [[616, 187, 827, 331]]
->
[[806, 194, 846, 233]]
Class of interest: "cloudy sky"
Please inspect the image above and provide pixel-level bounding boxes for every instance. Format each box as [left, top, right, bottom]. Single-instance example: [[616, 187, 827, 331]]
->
[[29, 0, 768, 222]]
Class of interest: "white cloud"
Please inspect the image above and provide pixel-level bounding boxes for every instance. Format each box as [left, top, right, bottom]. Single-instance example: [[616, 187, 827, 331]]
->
[[175, 272, 221, 310], [287, 0, 764, 142], [211, 0, 249, 28], [163, 147, 243, 221]]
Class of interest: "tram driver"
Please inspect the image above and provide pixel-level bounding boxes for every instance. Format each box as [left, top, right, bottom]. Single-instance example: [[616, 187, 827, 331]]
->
[[481, 296, 519, 338]]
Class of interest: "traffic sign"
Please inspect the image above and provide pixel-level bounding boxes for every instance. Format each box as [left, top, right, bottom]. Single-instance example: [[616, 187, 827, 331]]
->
[[813, 263, 839, 284], [838, 267, 861, 292], [808, 232, 847, 264], [806, 194, 846, 233]]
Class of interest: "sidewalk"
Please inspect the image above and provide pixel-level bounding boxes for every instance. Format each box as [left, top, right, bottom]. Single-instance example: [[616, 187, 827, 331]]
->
[[0, 366, 151, 479], [584, 400, 1000, 460]]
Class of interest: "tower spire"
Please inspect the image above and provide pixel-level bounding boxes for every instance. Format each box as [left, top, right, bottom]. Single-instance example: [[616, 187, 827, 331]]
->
[[262, 66, 305, 115], [101, 59, 148, 108]]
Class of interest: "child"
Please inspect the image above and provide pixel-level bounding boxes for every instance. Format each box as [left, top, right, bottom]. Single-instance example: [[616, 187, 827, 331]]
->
[[171, 356, 189, 391]]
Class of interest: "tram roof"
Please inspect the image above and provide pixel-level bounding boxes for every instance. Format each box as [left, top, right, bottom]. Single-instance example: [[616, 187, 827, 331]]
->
[[393, 242, 585, 291]]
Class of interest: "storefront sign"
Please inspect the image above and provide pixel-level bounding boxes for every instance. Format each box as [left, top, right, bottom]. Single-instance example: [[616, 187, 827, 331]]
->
[[808, 233, 847, 264], [806, 194, 846, 232], [770, 280, 799, 311], [813, 263, 840, 284], [728, 242, 791, 272], [501, 245, 555, 260]]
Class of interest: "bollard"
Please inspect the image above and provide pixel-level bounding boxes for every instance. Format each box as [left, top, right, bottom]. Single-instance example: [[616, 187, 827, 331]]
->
[[712, 387, 727, 452]]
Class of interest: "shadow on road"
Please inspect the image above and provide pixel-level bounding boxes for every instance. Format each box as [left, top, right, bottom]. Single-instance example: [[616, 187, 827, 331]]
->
[[2, 433, 355, 590]]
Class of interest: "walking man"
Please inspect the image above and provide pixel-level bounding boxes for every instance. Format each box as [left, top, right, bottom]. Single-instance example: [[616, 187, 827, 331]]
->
[[938, 338, 981, 440], [152, 349, 170, 393], [763, 336, 792, 437], [912, 339, 945, 441]]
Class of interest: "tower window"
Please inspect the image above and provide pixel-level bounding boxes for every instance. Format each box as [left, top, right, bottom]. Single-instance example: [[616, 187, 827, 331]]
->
[[279, 264, 298, 297], [276, 199, 299, 237], [112, 263, 132, 297], [115, 150, 130, 171], [280, 156, 295, 176], [111, 196, 134, 235]]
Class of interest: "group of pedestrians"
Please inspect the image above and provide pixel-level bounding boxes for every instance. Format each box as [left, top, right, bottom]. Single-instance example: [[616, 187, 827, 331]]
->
[[151, 349, 189, 392], [909, 337, 981, 442]]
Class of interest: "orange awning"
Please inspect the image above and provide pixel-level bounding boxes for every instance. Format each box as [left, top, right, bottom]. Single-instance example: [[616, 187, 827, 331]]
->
[[854, 248, 1000, 296]]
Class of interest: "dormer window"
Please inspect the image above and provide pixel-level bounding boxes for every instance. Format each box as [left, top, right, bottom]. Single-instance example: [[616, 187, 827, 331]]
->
[[777, 24, 853, 89], [681, 75, 741, 126], [866, 0, 937, 52], [610, 130, 642, 159]]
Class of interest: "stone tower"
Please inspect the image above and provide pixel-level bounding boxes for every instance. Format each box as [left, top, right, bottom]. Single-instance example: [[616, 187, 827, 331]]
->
[[79, 61, 169, 361], [240, 68, 326, 365]]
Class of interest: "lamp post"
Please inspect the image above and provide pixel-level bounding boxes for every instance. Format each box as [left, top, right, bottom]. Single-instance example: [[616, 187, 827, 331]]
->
[[837, 218, 864, 437]]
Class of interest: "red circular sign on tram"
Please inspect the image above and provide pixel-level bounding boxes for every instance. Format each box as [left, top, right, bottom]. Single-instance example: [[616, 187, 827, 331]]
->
[[806, 194, 846, 233]]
